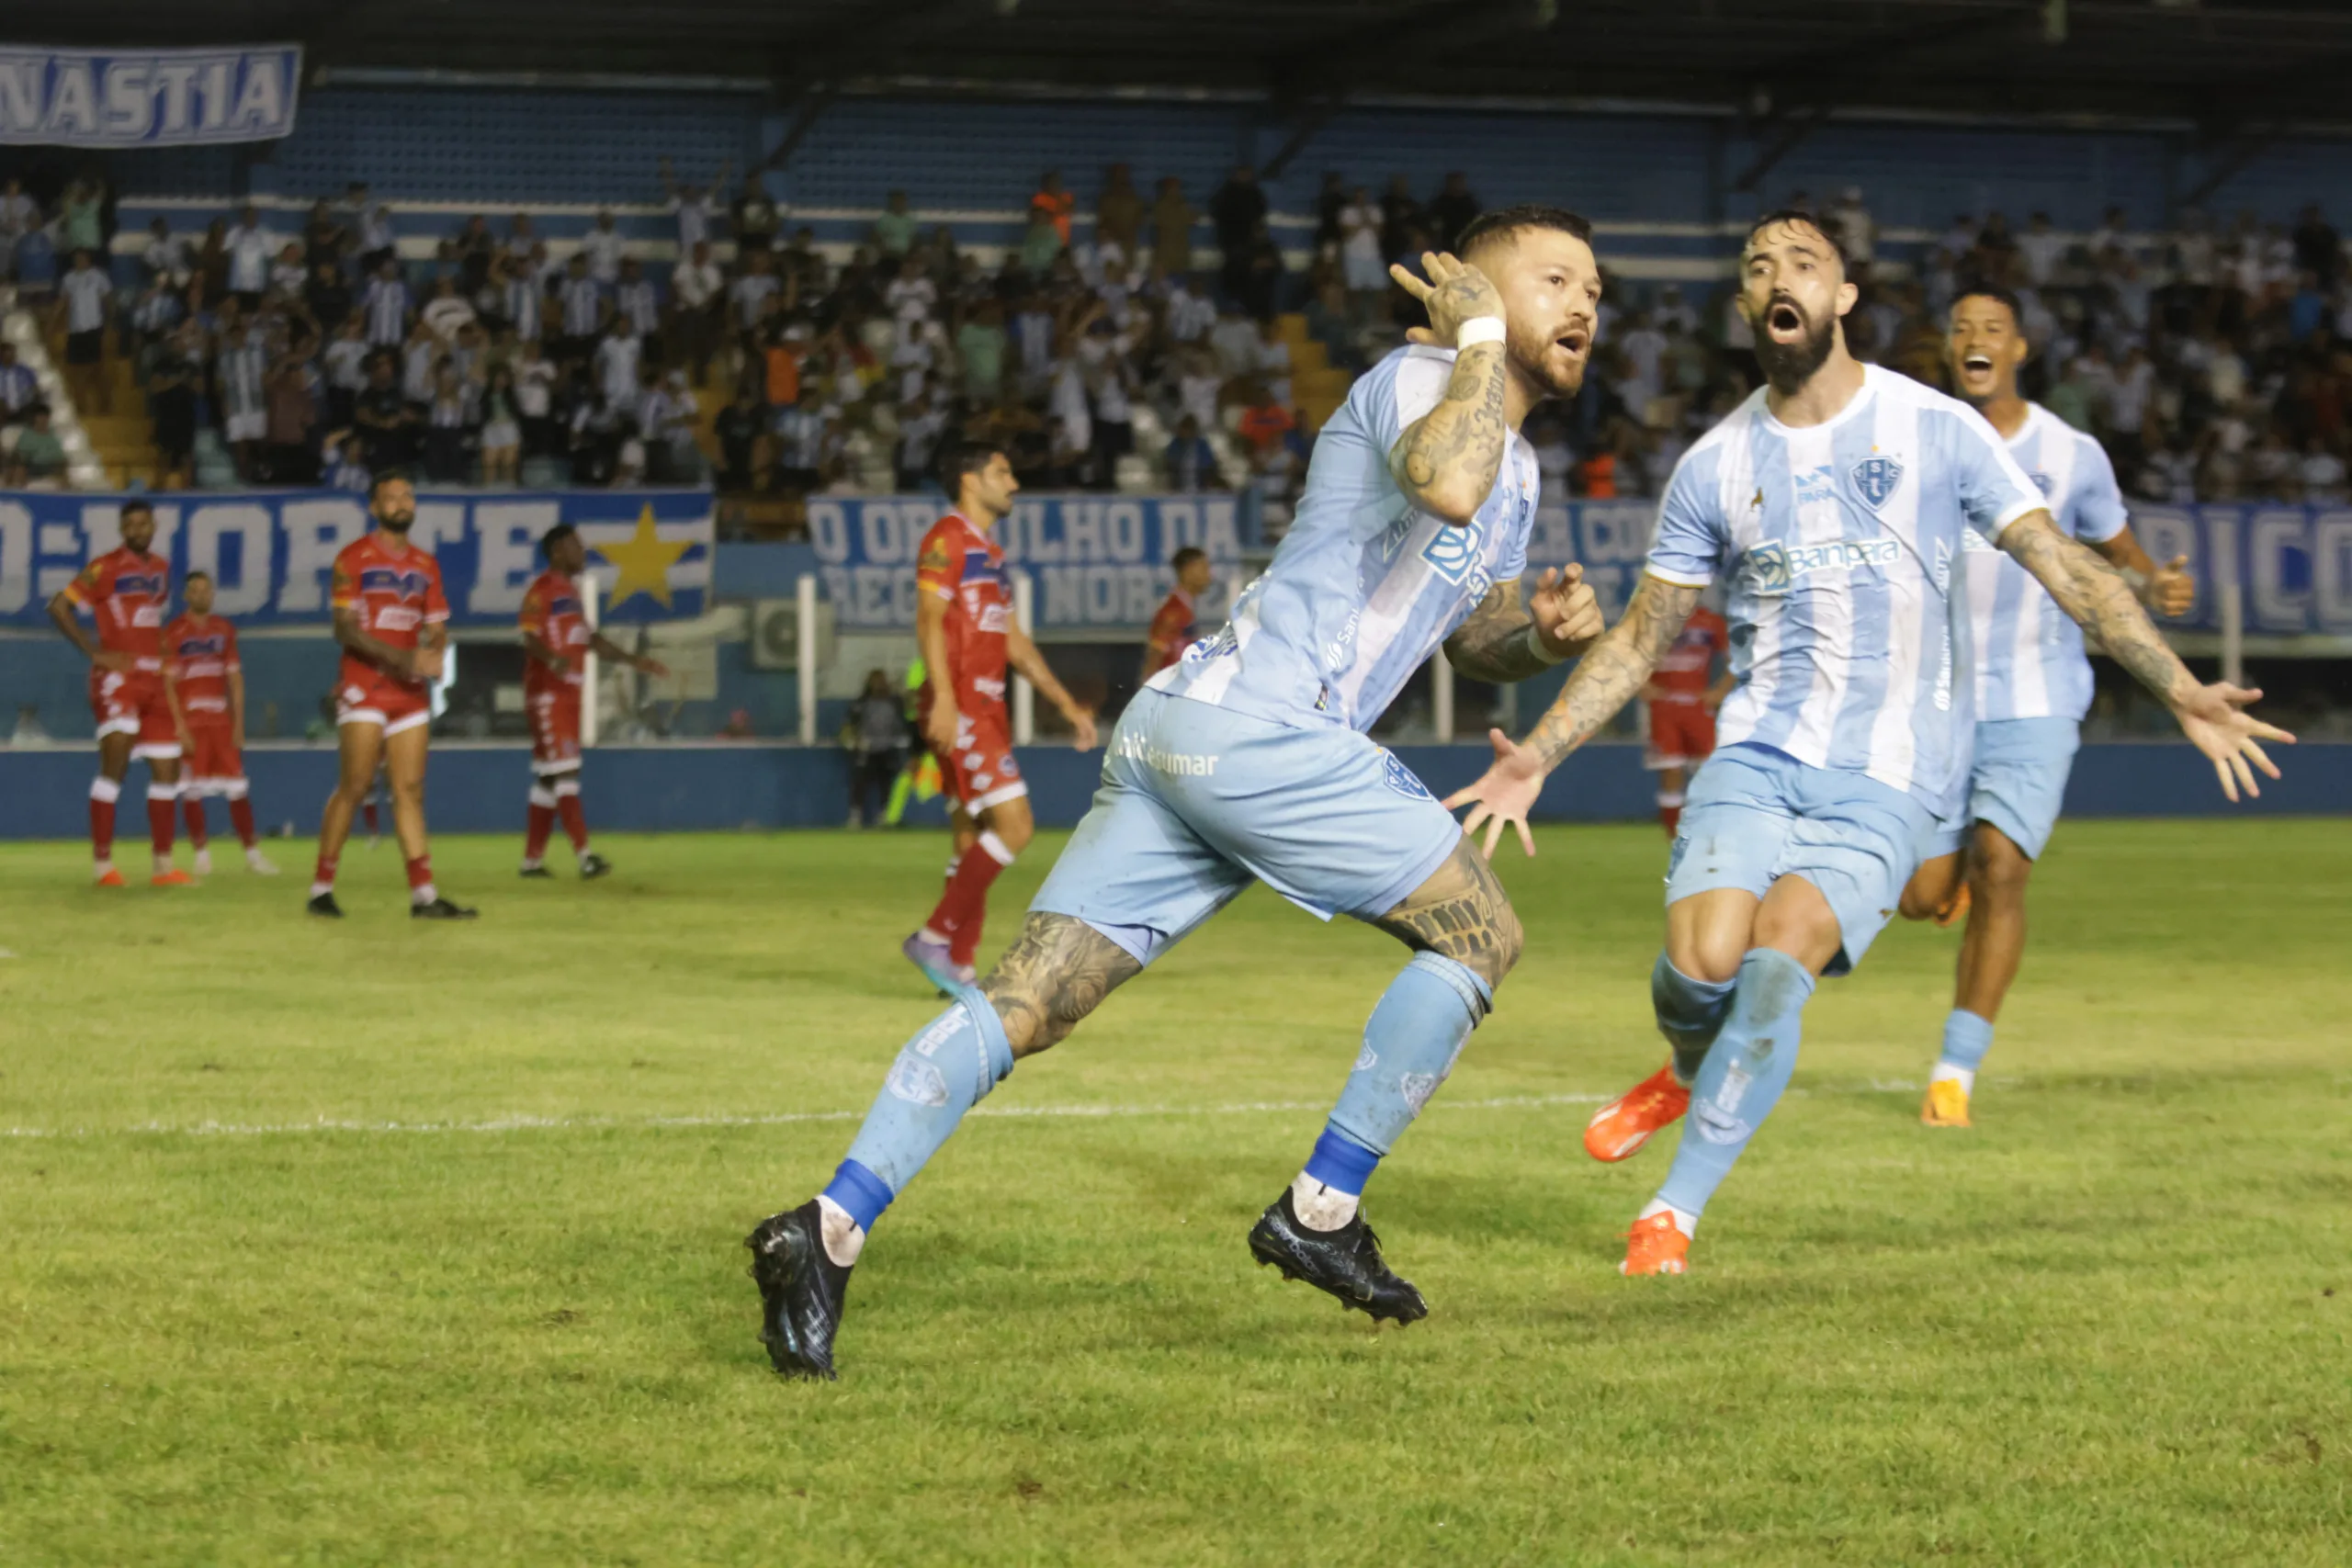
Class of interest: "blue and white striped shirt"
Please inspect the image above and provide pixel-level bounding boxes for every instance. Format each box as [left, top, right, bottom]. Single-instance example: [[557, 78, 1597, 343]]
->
[[362, 276, 410, 347], [1962, 402, 2128, 723], [1645, 365, 2046, 816], [559, 276, 605, 338], [1153, 344, 1537, 732]]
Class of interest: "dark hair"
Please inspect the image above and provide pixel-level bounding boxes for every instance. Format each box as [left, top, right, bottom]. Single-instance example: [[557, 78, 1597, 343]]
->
[[541, 522, 579, 558], [370, 468, 413, 496], [184, 568, 212, 584], [1951, 284, 2026, 339], [119, 497, 153, 519], [1455, 204, 1593, 257], [940, 441, 1006, 491], [1744, 209, 1847, 271], [1170, 546, 1207, 571]]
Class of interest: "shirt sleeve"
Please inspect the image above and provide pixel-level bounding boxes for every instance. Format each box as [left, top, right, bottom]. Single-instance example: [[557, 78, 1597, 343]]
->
[[1943, 403, 2048, 542], [1365, 348, 1452, 457], [1643, 447, 1728, 588], [62, 556, 108, 609], [915, 523, 963, 601], [2068, 434, 2129, 544], [519, 581, 548, 640], [329, 547, 360, 613]]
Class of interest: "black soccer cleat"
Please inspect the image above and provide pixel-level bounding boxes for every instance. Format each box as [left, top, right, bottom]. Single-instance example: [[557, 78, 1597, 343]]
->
[[578, 852, 612, 879], [746, 1200, 854, 1380], [306, 891, 344, 919], [411, 895, 479, 919], [517, 863, 554, 879], [1249, 1188, 1429, 1325]]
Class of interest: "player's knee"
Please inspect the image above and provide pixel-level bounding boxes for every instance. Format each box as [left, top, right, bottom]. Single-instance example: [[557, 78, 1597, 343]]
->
[[1970, 835, 2032, 902]]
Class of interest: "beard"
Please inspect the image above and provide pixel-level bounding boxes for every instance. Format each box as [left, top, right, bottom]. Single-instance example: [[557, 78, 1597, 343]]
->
[[1509, 323, 1586, 400], [377, 508, 414, 533], [1753, 299, 1838, 391]]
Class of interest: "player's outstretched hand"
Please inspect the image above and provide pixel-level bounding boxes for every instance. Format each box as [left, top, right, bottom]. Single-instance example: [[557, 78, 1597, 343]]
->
[[1068, 708, 1099, 751], [1529, 564, 1604, 655], [2173, 682, 2293, 802], [924, 698, 959, 756], [1442, 727, 1546, 860], [1390, 252, 1504, 346], [2147, 554, 2196, 618]]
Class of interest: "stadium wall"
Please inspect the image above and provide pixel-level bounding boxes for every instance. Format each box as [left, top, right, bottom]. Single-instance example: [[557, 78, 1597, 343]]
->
[[0, 740, 2345, 841]]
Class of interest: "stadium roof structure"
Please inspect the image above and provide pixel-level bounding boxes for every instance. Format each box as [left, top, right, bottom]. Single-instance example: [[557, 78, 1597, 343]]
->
[[36, 0, 2352, 132]]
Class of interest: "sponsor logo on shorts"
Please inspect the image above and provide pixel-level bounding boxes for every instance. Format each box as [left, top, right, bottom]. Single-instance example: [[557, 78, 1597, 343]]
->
[[1116, 729, 1217, 775], [1380, 752, 1432, 800]]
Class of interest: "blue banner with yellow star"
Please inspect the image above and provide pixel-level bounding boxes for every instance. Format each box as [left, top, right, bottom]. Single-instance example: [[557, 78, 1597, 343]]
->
[[0, 489, 714, 628]]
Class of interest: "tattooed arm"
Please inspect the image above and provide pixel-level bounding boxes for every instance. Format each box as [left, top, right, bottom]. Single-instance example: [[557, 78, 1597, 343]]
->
[[1440, 572, 1702, 857], [1998, 509, 2291, 800], [1442, 565, 1606, 682], [1385, 252, 1510, 525]]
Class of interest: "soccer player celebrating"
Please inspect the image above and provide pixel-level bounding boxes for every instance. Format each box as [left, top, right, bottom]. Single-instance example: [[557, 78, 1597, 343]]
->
[[1141, 546, 1215, 680], [164, 570, 277, 876], [46, 498, 191, 887], [308, 472, 476, 919], [748, 207, 1606, 1379], [899, 444, 1100, 991], [517, 523, 669, 879], [1639, 597, 1730, 836], [1446, 211, 2288, 1278], [1895, 288, 2194, 1127]]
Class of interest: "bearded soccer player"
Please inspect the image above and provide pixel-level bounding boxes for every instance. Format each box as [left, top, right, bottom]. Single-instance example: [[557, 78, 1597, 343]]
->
[[1141, 546, 1215, 680], [1639, 599, 1731, 836], [898, 443, 1100, 992], [517, 523, 669, 878], [308, 472, 476, 919], [1446, 211, 2288, 1278], [747, 207, 1606, 1379], [164, 570, 277, 876], [47, 498, 190, 887], [1894, 288, 2194, 1128]]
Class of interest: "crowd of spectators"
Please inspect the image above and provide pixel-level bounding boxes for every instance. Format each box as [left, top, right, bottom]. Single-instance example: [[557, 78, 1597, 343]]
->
[[4, 162, 2349, 513]]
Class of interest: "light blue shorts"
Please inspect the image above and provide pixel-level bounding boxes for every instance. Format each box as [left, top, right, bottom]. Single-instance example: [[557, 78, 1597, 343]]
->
[[1666, 743, 1937, 976], [1031, 689, 1464, 967], [1923, 717, 2081, 863]]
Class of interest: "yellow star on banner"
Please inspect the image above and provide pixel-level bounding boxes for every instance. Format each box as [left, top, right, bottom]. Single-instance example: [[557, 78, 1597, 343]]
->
[[594, 503, 692, 611]]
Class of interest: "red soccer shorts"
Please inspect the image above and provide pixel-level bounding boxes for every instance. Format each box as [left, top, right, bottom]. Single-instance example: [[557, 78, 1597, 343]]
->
[[183, 721, 244, 789], [1645, 700, 1716, 771], [337, 673, 433, 737], [934, 707, 1025, 812], [527, 684, 583, 770], [90, 667, 180, 758]]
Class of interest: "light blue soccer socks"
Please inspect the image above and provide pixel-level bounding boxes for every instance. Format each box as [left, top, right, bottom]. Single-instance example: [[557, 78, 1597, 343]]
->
[[1295, 952, 1492, 1227], [1655, 947, 1816, 1224], [1934, 1009, 1995, 1091], [1652, 952, 1737, 1084], [822, 986, 1015, 1237]]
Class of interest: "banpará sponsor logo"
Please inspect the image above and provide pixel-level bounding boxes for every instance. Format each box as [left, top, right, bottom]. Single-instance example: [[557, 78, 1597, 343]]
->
[[1743, 536, 1904, 594]]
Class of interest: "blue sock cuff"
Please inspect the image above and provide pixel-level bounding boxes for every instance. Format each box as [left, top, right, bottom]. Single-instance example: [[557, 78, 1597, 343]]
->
[[1939, 1009, 1996, 1071], [1744, 946, 1817, 1002], [1407, 949, 1492, 1020], [822, 1158, 896, 1233], [951, 985, 1015, 1089], [1656, 953, 1736, 1007], [1302, 1123, 1383, 1196]]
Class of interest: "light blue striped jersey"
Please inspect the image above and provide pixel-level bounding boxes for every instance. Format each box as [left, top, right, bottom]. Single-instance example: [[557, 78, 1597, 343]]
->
[[1645, 365, 2046, 817], [1153, 344, 1537, 731], [1962, 403, 2128, 723]]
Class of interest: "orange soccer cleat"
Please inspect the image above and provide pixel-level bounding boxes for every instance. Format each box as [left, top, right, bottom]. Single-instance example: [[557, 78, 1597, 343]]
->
[[151, 868, 194, 887], [1934, 882, 1971, 929], [1920, 1077, 1973, 1128], [1620, 1211, 1690, 1276], [1584, 1066, 1691, 1163], [95, 865, 127, 888]]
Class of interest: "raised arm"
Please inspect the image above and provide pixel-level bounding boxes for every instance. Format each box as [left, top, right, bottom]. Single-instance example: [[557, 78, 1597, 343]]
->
[[1443, 571, 1702, 856], [1385, 253, 1510, 525], [1442, 565, 1605, 683], [1998, 509, 2290, 799]]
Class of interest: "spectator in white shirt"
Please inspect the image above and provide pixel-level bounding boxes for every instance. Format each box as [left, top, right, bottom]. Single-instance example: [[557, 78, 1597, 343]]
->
[[0, 340, 37, 423], [1250, 317, 1293, 408], [594, 318, 642, 408], [2016, 211, 2066, 288], [507, 212, 537, 264], [670, 238, 724, 382], [581, 209, 625, 287], [1617, 310, 1668, 413], [1338, 187, 1385, 323], [401, 320, 442, 404], [322, 315, 370, 425], [514, 340, 559, 457], [884, 256, 938, 349], [1828, 186, 1875, 270], [2300, 437, 2346, 502], [662, 156, 729, 253], [362, 255, 413, 348], [730, 249, 781, 335], [56, 248, 114, 413], [1176, 344, 1224, 436], [1164, 274, 1216, 345], [555, 254, 605, 365], [224, 202, 276, 304], [615, 256, 661, 348], [142, 218, 191, 288]]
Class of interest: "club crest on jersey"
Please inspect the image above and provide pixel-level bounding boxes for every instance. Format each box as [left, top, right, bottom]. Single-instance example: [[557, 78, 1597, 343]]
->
[[1850, 455, 1905, 510], [1380, 751, 1433, 800]]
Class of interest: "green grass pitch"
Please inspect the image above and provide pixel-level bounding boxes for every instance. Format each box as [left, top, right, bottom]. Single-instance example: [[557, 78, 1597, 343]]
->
[[1, 821, 2346, 1565]]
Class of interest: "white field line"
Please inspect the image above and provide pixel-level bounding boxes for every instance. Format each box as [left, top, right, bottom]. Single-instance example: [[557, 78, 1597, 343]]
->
[[0, 1081, 1945, 1141]]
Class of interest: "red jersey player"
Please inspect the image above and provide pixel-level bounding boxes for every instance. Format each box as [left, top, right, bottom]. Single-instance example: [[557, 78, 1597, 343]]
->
[[308, 472, 475, 919], [1639, 600, 1732, 836], [163, 570, 277, 876], [45, 498, 192, 887], [517, 522, 668, 879], [902, 443, 1098, 990], [1140, 546, 1215, 681]]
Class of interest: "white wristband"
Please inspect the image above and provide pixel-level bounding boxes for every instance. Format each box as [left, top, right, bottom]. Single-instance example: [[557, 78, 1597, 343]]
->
[[1456, 316, 1506, 349]]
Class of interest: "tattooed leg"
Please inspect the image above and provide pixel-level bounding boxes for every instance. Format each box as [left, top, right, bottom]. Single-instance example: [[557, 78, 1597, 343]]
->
[[1368, 837, 1525, 992], [980, 912, 1146, 1059]]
